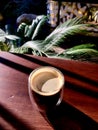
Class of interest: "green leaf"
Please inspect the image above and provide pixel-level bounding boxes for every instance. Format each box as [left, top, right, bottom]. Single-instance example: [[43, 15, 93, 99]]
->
[[56, 44, 98, 62], [0, 41, 11, 51], [42, 17, 98, 52], [24, 20, 38, 39], [17, 22, 27, 37], [11, 40, 44, 56], [0, 29, 6, 42], [24, 15, 44, 39], [22, 40, 44, 50], [65, 43, 97, 51], [32, 15, 49, 40], [10, 46, 33, 54]]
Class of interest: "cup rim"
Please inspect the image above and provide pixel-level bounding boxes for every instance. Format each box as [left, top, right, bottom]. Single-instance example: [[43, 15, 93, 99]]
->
[[28, 66, 65, 96]]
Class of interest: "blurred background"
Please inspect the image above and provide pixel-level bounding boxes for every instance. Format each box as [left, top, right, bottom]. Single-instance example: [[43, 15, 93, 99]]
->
[[0, 0, 47, 33], [1, 0, 98, 33]]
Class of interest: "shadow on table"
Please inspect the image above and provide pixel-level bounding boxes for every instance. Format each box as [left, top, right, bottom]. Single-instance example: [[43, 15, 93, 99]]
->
[[13, 53, 98, 91], [0, 104, 35, 130], [44, 101, 98, 130]]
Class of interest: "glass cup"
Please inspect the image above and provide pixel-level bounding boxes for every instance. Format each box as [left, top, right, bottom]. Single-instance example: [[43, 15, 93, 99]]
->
[[28, 66, 64, 113]]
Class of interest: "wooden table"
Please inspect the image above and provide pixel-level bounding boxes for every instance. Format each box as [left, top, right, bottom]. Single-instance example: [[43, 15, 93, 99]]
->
[[0, 51, 98, 130]]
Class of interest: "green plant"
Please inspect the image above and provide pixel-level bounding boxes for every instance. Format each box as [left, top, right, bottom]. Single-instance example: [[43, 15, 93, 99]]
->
[[1, 16, 98, 63]]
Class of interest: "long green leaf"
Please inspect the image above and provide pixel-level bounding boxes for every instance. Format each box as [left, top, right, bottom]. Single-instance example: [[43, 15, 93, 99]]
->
[[32, 15, 49, 40], [42, 17, 98, 52], [11, 40, 44, 56], [56, 44, 98, 62], [22, 40, 44, 50], [0, 29, 6, 42]]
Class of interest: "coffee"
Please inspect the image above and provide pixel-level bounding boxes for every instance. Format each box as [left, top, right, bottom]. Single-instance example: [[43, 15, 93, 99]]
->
[[41, 78, 60, 93], [28, 66, 64, 113]]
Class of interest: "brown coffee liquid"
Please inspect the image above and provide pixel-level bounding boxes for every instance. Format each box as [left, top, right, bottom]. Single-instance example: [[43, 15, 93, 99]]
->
[[31, 72, 58, 92]]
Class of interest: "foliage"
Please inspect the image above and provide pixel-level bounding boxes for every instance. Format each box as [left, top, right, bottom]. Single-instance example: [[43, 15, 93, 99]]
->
[[0, 29, 6, 42], [0, 16, 98, 63], [56, 44, 98, 62], [42, 17, 98, 52], [0, 41, 11, 51]]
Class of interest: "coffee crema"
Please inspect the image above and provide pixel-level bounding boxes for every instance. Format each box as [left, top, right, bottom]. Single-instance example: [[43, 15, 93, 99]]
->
[[41, 78, 60, 93], [29, 67, 64, 96]]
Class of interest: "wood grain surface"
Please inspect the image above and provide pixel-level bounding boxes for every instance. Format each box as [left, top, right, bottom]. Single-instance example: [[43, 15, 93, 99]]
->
[[0, 52, 98, 130]]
